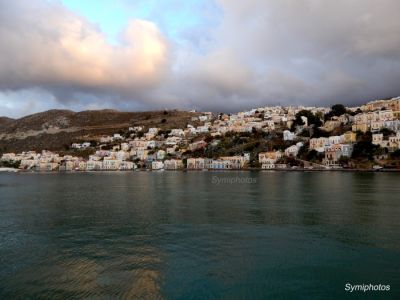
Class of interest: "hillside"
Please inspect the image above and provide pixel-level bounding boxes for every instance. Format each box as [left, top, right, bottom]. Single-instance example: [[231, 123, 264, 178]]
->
[[0, 109, 200, 154], [0, 117, 14, 126]]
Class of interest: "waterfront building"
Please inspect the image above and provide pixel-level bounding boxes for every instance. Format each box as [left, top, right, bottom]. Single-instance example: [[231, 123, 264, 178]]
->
[[324, 144, 353, 166], [187, 158, 207, 169], [38, 162, 59, 171], [152, 161, 164, 170], [20, 159, 37, 170], [208, 160, 233, 170], [120, 161, 135, 170], [102, 159, 121, 170], [219, 156, 248, 169], [259, 151, 283, 164], [86, 160, 103, 171], [164, 159, 184, 170]]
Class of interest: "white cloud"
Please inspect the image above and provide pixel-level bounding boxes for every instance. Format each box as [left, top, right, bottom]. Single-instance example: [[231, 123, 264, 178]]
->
[[0, 0, 169, 96]]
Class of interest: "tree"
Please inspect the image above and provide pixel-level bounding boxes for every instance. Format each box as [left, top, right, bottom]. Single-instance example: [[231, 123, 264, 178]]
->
[[331, 104, 346, 117], [306, 150, 323, 162], [352, 141, 380, 160], [380, 128, 395, 137], [249, 159, 260, 168], [203, 134, 213, 143], [243, 141, 260, 152], [292, 110, 322, 129], [390, 149, 400, 159], [311, 127, 329, 138], [297, 145, 309, 160], [158, 129, 171, 137], [298, 129, 310, 137], [325, 104, 346, 120], [0, 160, 21, 169], [338, 156, 350, 167], [315, 111, 324, 121]]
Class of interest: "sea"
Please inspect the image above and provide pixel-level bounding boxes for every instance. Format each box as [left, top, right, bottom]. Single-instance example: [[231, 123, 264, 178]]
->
[[0, 171, 399, 299]]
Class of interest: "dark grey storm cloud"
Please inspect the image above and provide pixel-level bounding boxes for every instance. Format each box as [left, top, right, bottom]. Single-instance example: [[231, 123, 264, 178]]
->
[[178, 0, 400, 111]]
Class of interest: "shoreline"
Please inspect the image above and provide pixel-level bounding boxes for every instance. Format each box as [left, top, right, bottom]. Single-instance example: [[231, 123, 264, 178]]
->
[[0, 167, 20, 173], [4, 168, 400, 174]]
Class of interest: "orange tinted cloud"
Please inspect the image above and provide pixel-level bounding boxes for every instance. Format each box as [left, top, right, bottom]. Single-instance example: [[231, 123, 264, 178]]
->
[[0, 1, 169, 92]]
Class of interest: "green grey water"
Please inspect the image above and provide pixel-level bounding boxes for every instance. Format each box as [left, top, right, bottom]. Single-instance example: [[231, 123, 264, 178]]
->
[[0, 171, 399, 299]]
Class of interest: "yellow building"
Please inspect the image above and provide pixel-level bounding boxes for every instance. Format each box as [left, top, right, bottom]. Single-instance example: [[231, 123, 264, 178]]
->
[[343, 131, 357, 143], [352, 123, 369, 133]]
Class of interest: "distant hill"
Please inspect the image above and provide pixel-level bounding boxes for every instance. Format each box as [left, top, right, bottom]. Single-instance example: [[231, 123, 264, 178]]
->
[[0, 116, 14, 126], [0, 109, 200, 154]]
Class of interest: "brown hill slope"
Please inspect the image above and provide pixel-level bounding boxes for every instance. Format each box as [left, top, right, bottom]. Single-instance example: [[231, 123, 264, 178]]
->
[[0, 116, 15, 127], [0, 109, 200, 154]]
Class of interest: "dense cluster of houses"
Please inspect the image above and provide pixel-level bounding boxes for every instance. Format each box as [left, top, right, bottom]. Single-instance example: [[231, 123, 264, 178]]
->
[[2, 97, 400, 171]]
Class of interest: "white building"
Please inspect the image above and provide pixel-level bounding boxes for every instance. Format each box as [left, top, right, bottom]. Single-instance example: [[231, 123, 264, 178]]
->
[[102, 159, 122, 170], [157, 150, 166, 160], [324, 144, 353, 166], [152, 161, 164, 170], [170, 129, 185, 137], [164, 159, 184, 170], [285, 142, 304, 157], [283, 130, 295, 141]]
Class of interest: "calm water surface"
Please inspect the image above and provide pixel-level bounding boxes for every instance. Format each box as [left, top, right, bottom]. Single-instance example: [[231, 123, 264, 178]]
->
[[0, 172, 399, 299]]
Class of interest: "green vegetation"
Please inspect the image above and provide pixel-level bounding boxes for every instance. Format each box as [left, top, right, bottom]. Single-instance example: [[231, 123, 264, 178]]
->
[[158, 129, 171, 137], [297, 146, 324, 163], [352, 134, 380, 160], [391, 149, 400, 159], [380, 128, 395, 137], [292, 110, 323, 129], [311, 127, 329, 138], [338, 156, 350, 167], [0, 160, 20, 169], [324, 104, 346, 120], [351, 141, 380, 161]]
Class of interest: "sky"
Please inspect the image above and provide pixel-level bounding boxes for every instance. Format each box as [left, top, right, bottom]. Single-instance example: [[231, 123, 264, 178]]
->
[[1, 0, 400, 118]]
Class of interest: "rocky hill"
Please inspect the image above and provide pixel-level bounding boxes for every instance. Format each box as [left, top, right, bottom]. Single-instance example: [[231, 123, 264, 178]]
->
[[0, 109, 200, 154], [0, 117, 14, 127]]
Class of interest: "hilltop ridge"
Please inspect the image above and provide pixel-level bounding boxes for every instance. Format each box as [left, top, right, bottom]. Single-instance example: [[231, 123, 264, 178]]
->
[[0, 109, 200, 153]]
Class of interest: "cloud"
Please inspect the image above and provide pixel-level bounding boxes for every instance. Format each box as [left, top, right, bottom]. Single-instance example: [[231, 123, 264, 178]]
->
[[175, 0, 400, 111], [1, 0, 400, 117], [0, 0, 169, 104]]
